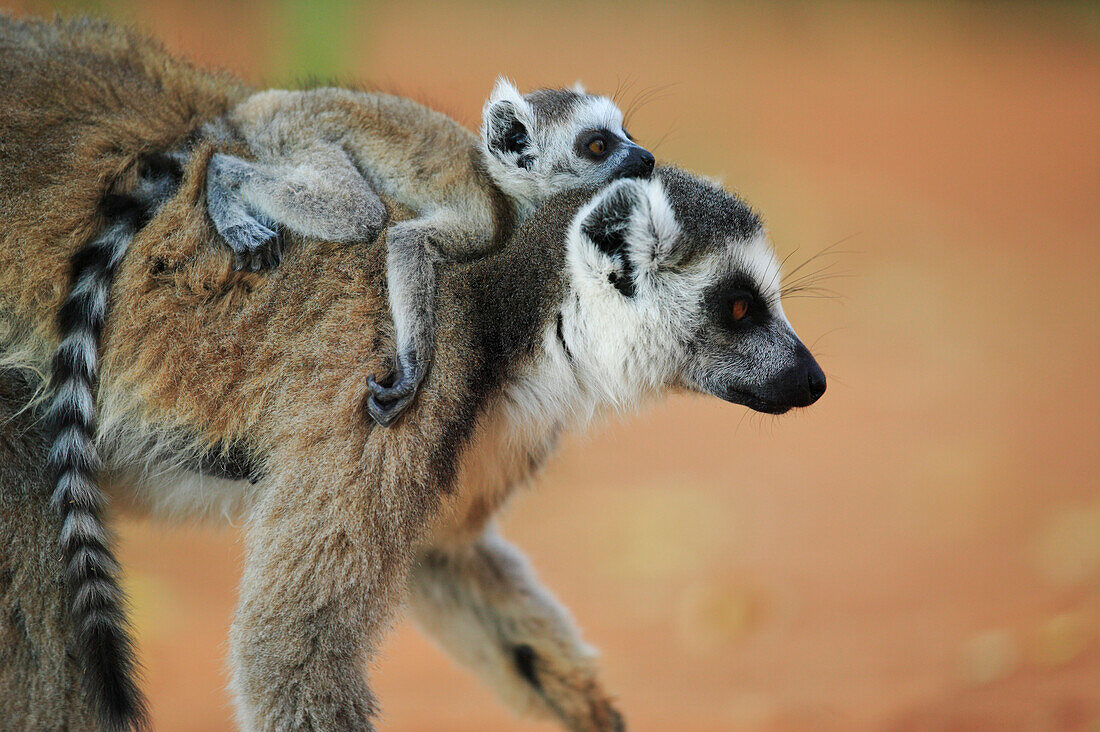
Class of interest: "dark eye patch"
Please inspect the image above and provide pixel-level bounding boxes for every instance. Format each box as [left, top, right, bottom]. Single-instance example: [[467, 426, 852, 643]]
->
[[705, 277, 768, 329], [575, 128, 620, 161]]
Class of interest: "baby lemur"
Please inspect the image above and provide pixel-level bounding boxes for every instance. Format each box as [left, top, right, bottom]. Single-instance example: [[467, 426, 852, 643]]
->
[[206, 81, 655, 426]]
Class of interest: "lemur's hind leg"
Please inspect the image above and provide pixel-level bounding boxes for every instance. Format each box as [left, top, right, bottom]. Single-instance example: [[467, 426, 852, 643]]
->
[[0, 372, 100, 730], [207, 145, 386, 271], [409, 529, 625, 732], [366, 214, 464, 427]]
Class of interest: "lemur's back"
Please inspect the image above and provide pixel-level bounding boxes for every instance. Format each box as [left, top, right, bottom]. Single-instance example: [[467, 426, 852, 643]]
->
[[228, 87, 495, 219], [0, 13, 246, 344]]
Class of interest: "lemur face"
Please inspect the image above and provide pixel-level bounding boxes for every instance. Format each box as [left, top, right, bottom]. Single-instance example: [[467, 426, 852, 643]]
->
[[482, 79, 654, 212], [561, 168, 825, 415]]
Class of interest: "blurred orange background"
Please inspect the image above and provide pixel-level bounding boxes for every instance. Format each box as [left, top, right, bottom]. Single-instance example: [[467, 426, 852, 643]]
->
[[8, 1, 1099, 730]]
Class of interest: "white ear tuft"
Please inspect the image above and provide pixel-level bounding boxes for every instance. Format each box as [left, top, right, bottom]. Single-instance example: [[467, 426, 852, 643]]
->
[[481, 76, 534, 142], [571, 80, 587, 95], [487, 76, 526, 109], [639, 178, 682, 266]]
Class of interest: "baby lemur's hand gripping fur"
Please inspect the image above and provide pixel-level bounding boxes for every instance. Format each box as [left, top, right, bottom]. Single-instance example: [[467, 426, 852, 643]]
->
[[206, 81, 655, 426]]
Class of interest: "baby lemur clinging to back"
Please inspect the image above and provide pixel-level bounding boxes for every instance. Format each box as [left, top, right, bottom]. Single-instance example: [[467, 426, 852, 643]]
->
[[206, 80, 655, 425]]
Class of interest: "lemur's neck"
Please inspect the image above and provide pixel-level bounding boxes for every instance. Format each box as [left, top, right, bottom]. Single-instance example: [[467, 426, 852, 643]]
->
[[508, 192, 540, 223], [459, 200, 639, 437], [479, 147, 541, 225]]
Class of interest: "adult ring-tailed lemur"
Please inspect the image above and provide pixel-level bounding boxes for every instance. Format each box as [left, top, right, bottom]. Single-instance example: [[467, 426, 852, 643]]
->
[[0, 14, 824, 732]]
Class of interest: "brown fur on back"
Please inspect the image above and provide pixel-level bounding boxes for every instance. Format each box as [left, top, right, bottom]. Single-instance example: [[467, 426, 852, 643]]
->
[[88, 138, 577, 729], [0, 11, 565, 591], [0, 13, 248, 355]]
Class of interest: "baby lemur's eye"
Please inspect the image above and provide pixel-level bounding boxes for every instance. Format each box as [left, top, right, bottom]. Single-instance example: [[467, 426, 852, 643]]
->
[[731, 297, 750, 322], [577, 130, 617, 161]]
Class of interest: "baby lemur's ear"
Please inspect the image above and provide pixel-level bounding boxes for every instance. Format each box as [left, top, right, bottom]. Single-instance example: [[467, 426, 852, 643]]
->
[[482, 77, 537, 169], [576, 177, 683, 297]]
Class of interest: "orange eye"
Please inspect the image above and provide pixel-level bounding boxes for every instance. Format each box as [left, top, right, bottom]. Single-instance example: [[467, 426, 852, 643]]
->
[[731, 298, 750, 321], [588, 138, 606, 155]]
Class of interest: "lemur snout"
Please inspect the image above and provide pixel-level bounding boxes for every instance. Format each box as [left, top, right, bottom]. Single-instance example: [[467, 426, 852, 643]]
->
[[775, 342, 827, 408], [615, 146, 656, 179]]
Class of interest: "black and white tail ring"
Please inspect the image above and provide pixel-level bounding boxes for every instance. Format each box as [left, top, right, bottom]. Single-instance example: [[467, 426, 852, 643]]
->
[[44, 153, 181, 731]]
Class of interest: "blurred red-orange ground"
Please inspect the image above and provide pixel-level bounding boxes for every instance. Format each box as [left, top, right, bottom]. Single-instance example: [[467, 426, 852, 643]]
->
[[8, 2, 1099, 729]]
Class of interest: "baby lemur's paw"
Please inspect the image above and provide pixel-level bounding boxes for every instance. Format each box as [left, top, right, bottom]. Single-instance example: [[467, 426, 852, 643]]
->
[[512, 644, 626, 732], [366, 350, 426, 427], [223, 215, 283, 272]]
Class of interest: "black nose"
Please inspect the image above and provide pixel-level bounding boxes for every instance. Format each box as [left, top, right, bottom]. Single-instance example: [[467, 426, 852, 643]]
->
[[772, 343, 826, 408], [789, 342, 827, 407], [616, 147, 655, 179], [806, 359, 827, 402]]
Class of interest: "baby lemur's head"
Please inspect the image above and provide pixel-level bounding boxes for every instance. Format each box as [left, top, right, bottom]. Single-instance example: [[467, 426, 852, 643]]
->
[[481, 78, 654, 216]]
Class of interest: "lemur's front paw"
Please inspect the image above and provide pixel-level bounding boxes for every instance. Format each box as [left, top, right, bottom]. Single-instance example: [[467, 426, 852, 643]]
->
[[224, 216, 283, 272], [512, 644, 626, 732], [366, 350, 426, 427]]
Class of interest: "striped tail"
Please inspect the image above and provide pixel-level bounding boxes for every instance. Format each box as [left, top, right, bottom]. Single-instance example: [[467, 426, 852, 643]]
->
[[44, 154, 181, 731]]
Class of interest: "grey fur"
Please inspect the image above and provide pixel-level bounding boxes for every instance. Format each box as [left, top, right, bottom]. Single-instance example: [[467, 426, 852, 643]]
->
[[409, 529, 624, 730], [206, 149, 387, 271], [524, 88, 584, 125]]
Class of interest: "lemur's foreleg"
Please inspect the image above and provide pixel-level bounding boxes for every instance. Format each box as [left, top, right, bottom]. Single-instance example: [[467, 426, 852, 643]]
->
[[229, 466, 421, 732], [409, 529, 625, 732], [367, 213, 476, 427], [207, 146, 386, 271]]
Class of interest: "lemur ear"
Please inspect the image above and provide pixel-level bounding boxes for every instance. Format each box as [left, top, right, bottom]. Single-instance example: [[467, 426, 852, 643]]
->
[[482, 78, 537, 168], [578, 179, 645, 297], [577, 177, 683, 297], [634, 176, 683, 269], [581, 181, 640, 258], [571, 80, 587, 95]]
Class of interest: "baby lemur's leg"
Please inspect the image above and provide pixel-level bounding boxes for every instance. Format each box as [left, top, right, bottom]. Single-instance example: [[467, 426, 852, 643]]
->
[[207, 145, 386, 271], [367, 213, 476, 427], [206, 154, 283, 272], [229, 465, 424, 731], [409, 529, 625, 732]]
